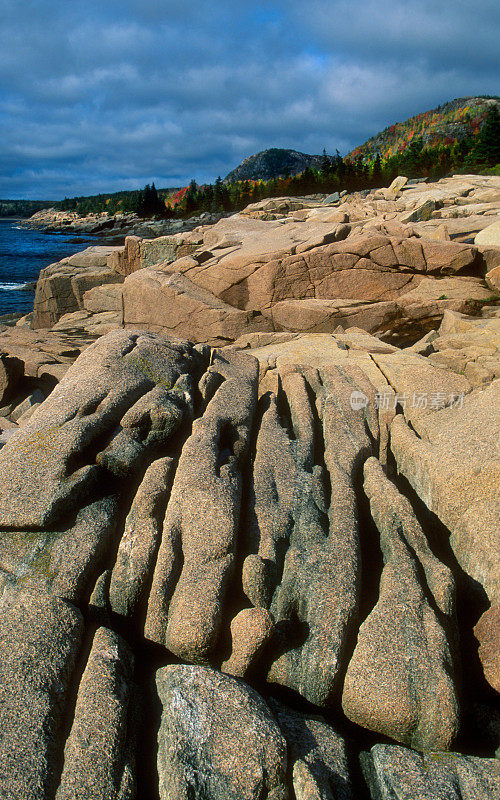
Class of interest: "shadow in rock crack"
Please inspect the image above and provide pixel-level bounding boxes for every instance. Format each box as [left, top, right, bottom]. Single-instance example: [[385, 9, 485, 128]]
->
[[390, 467, 496, 757]]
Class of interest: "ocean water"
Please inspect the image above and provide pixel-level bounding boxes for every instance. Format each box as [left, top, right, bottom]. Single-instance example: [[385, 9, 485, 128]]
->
[[0, 219, 97, 316]]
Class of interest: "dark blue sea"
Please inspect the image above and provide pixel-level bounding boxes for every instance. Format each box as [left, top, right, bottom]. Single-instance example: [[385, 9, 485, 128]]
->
[[0, 219, 98, 316]]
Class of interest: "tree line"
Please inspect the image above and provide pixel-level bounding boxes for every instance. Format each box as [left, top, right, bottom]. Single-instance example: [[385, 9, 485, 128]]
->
[[58, 105, 500, 219]]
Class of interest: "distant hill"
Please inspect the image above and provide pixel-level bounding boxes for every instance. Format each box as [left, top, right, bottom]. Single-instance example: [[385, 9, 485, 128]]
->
[[225, 148, 329, 182], [0, 199, 56, 218], [348, 96, 500, 162]]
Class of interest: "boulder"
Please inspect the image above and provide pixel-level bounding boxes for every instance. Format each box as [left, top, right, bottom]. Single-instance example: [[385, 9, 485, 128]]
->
[[109, 457, 175, 619], [32, 246, 123, 328], [155, 665, 288, 800], [475, 220, 500, 247], [401, 199, 436, 222], [384, 176, 408, 200], [222, 607, 275, 678], [145, 349, 258, 661]]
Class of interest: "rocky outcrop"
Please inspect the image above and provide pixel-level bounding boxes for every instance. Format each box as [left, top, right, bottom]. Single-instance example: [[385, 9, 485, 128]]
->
[[121, 215, 492, 345], [29, 176, 500, 348], [32, 245, 124, 328], [2, 176, 500, 798]]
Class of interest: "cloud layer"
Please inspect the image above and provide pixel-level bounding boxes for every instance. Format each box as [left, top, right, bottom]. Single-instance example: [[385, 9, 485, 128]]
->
[[1, 0, 498, 198]]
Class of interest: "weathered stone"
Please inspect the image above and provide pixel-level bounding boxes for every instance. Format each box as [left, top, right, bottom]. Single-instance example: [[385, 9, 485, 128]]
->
[[0, 330, 205, 527], [155, 665, 288, 800], [109, 457, 175, 619], [269, 700, 354, 800], [106, 236, 142, 276], [33, 245, 123, 328], [10, 387, 45, 422], [250, 365, 376, 705], [370, 349, 472, 423], [51, 309, 122, 336], [342, 458, 459, 751], [486, 265, 500, 293], [0, 352, 23, 405], [401, 199, 436, 223], [0, 585, 83, 800], [222, 607, 274, 678], [123, 269, 270, 345], [384, 176, 408, 200], [0, 326, 86, 382], [83, 282, 124, 314], [361, 744, 500, 800], [474, 602, 500, 693], [390, 381, 500, 605], [475, 220, 500, 247], [145, 349, 258, 662], [0, 496, 119, 603], [267, 298, 398, 334], [56, 627, 135, 800]]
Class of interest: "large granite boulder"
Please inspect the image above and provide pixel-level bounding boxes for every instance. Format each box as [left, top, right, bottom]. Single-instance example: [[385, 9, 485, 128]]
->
[[32, 246, 124, 328], [145, 348, 259, 662], [155, 665, 288, 800]]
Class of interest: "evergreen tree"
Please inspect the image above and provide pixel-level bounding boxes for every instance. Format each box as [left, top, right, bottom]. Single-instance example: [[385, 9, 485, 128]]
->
[[137, 182, 165, 217], [466, 106, 500, 166], [372, 153, 382, 183], [320, 148, 332, 176]]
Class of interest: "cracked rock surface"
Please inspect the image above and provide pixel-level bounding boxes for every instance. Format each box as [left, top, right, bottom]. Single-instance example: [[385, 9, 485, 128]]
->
[[0, 326, 497, 800]]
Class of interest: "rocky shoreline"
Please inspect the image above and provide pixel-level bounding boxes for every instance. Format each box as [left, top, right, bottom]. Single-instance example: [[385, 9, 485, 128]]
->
[[20, 206, 225, 241], [0, 174, 498, 800]]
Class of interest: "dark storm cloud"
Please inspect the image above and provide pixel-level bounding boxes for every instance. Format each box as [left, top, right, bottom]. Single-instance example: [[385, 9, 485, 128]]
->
[[0, 0, 498, 198]]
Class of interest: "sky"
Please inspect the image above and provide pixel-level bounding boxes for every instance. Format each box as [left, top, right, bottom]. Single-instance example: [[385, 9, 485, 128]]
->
[[1, 0, 498, 199]]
